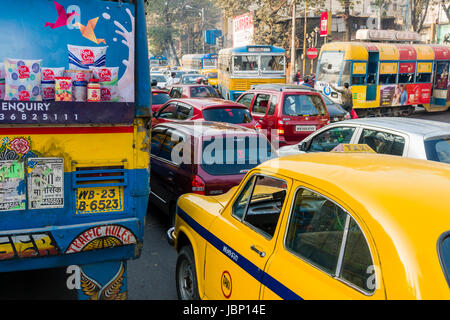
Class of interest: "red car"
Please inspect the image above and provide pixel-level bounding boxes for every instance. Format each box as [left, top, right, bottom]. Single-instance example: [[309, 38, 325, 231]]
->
[[151, 89, 170, 113], [236, 84, 330, 147], [168, 84, 222, 99], [151, 98, 261, 131], [150, 121, 276, 226]]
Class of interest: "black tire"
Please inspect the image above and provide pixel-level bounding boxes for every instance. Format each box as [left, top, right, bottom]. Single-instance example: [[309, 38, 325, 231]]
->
[[176, 245, 200, 300]]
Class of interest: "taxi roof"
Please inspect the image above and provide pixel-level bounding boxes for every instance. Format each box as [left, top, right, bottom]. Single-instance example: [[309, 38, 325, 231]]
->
[[260, 152, 450, 242]]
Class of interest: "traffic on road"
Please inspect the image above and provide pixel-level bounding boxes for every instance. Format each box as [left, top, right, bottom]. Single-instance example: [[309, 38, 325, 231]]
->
[[1, 0, 450, 303]]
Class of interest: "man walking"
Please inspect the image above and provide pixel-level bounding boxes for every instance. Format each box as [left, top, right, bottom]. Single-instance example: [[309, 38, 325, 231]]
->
[[330, 82, 358, 118]]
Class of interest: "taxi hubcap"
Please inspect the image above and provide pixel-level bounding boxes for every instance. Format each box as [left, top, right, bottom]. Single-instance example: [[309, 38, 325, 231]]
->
[[179, 260, 194, 299]]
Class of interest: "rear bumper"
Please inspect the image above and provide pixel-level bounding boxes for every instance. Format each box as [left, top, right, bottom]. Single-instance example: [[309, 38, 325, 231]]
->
[[167, 227, 175, 247]]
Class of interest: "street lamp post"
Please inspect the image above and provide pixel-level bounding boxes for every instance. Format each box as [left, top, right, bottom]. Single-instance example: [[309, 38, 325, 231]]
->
[[302, 0, 307, 78], [290, 0, 297, 84]]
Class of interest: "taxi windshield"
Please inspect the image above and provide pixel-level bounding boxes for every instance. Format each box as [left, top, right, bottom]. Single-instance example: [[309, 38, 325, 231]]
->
[[317, 52, 344, 83]]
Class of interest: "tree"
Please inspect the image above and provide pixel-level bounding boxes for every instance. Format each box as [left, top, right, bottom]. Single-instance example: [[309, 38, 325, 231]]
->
[[410, 0, 431, 33], [441, 0, 450, 23], [146, 0, 220, 65]]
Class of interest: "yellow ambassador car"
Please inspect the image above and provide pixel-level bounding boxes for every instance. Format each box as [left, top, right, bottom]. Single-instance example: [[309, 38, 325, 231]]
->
[[168, 153, 450, 300]]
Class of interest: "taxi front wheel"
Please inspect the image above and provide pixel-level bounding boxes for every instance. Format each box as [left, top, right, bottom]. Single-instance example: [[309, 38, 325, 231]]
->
[[176, 245, 200, 300]]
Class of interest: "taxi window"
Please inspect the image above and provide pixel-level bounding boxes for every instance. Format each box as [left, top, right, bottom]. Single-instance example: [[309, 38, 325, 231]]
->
[[308, 127, 356, 152], [285, 188, 347, 274], [285, 188, 376, 293], [340, 218, 376, 293], [358, 129, 405, 156], [233, 175, 288, 239], [438, 233, 450, 287]]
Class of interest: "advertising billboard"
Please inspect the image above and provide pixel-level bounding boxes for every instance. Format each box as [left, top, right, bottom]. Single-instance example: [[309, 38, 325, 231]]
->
[[233, 12, 254, 47]]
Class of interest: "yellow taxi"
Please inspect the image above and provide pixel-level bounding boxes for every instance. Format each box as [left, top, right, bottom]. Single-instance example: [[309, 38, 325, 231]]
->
[[168, 152, 450, 300], [201, 69, 218, 87]]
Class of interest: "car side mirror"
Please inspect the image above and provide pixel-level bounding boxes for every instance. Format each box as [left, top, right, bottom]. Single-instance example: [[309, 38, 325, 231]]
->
[[299, 141, 308, 151]]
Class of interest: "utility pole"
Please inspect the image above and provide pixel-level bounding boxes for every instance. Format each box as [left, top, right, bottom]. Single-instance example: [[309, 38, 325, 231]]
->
[[302, 0, 307, 78], [202, 8, 205, 54], [290, 0, 297, 83]]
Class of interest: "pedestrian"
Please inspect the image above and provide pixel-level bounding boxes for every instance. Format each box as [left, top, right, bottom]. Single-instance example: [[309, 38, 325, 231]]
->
[[303, 77, 312, 88], [293, 71, 301, 85], [166, 72, 176, 88], [330, 82, 357, 118]]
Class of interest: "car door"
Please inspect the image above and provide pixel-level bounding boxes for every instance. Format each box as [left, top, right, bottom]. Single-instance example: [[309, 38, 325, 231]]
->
[[302, 125, 360, 152], [203, 173, 292, 299], [236, 92, 255, 109], [150, 127, 170, 211], [152, 128, 190, 212], [250, 94, 271, 130], [261, 183, 386, 299], [354, 127, 408, 157], [152, 101, 179, 127]]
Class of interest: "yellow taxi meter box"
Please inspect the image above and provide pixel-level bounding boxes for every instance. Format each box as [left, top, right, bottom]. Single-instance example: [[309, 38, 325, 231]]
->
[[331, 143, 376, 153]]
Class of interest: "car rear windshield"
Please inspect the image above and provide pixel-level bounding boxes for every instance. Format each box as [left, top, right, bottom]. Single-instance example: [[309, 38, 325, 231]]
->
[[283, 94, 327, 116], [438, 232, 450, 287], [424, 137, 450, 164], [202, 107, 253, 124], [152, 92, 170, 105], [207, 72, 218, 79], [201, 136, 274, 175], [190, 86, 220, 98]]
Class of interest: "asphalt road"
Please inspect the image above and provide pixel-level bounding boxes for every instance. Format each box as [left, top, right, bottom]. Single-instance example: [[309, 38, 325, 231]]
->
[[0, 108, 449, 300]]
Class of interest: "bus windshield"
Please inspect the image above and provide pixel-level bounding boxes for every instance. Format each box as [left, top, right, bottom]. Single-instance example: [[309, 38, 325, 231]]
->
[[317, 52, 344, 83], [233, 55, 259, 72], [203, 58, 217, 69], [261, 55, 284, 72]]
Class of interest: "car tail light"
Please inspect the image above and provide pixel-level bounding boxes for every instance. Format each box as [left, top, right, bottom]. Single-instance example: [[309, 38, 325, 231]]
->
[[192, 175, 206, 195], [277, 120, 284, 135]]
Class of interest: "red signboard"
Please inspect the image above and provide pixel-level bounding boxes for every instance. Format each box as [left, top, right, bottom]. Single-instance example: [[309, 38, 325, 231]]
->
[[399, 62, 415, 74], [306, 48, 319, 59], [320, 12, 330, 37]]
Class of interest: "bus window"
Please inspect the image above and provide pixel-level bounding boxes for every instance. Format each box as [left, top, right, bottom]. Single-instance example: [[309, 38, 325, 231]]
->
[[379, 74, 396, 84], [261, 56, 284, 72], [233, 55, 259, 72], [352, 76, 366, 85], [317, 52, 344, 83], [416, 73, 432, 83], [203, 58, 217, 69], [398, 73, 414, 83], [435, 62, 449, 89], [341, 61, 351, 85]]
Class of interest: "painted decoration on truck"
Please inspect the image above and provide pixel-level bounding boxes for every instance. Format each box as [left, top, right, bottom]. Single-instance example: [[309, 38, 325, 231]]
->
[[0, 0, 135, 102], [27, 158, 64, 209], [0, 232, 60, 260], [0, 160, 26, 211], [65, 225, 137, 254], [79, 261, 127, 300], [0, 137, 40, 163]]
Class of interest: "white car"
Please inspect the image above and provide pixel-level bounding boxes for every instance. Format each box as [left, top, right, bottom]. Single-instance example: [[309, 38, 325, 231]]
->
[[278, 117, 450, 164], [151, 73, 168, 88]]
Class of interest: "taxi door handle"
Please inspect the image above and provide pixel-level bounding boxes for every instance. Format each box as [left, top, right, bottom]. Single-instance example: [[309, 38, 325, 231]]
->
[[250, 245, 266, 258]]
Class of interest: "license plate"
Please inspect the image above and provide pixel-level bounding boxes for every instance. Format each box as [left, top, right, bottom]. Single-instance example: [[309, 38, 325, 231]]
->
[[296, 125, 316, 132], [76, 186, 124, 214]]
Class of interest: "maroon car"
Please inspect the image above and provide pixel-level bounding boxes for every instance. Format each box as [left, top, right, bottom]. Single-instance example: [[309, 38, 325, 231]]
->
[[168, 84, 222, 99], [151, 98, 261, 131], [151, 89, 170, 113], [150, 121, 276, 226], [236, 84, 330, 147]]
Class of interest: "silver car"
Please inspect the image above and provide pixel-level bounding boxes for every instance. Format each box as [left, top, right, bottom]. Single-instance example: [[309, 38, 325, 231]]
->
[[278, 117, 450, 164]]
